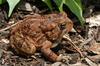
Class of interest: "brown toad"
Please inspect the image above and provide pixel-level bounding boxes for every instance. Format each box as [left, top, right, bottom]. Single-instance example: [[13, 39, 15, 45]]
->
[[10, 12, 73, 62]]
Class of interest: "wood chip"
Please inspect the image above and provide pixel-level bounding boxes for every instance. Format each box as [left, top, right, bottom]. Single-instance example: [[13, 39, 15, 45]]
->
[[84, 58, 97, 66]]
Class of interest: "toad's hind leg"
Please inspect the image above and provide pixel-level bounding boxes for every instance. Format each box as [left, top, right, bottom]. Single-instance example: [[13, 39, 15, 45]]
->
[[41, 40, 61, 62], [10, 35, 36, 56]]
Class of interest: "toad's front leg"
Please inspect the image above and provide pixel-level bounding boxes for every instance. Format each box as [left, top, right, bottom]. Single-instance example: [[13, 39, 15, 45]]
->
[[41, 40, 63, 62]]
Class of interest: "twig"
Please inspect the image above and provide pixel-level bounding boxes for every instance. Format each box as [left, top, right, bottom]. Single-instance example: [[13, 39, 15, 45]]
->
[[63, 34, 83, 57], [0, 22, 20, 33]]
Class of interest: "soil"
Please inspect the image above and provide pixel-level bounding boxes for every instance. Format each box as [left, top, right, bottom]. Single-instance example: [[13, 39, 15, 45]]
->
[[0, 0, 100, 66]]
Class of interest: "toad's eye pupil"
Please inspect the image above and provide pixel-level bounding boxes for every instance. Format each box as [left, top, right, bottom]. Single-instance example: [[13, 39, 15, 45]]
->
[[59, 23, 66, 30]]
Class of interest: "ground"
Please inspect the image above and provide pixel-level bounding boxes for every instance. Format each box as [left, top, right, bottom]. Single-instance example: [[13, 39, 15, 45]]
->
[[0, 0, 100, 66]]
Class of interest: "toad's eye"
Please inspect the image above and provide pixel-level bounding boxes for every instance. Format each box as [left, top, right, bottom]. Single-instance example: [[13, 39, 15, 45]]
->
[[59, 23, 66, 30]]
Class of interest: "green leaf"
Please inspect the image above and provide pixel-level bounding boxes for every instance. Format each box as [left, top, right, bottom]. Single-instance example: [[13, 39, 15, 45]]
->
[[0, 0, 6, 5], [64, 0, 85, 25], [75, 0, 82, 8], [54, 0, 64, 12], [7, 0, 20, 17], [42, 0, 53, 11]]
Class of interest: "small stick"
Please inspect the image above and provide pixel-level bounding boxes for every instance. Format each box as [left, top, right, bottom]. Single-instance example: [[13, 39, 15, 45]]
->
[[63, 34, 83, 57], [0, 22, 20, 33]]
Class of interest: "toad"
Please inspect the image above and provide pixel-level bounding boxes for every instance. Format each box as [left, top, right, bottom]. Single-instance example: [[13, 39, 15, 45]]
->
[[10, 12, 73, 62]]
